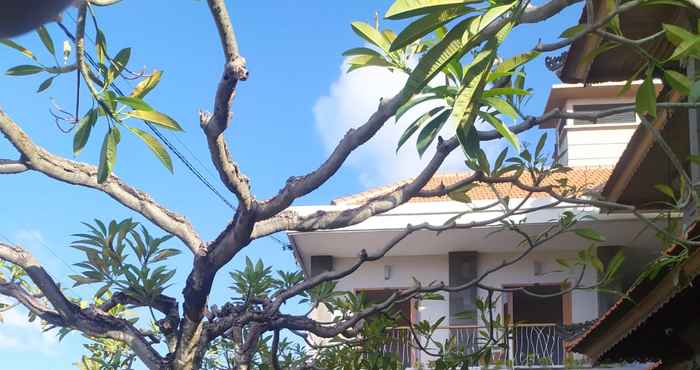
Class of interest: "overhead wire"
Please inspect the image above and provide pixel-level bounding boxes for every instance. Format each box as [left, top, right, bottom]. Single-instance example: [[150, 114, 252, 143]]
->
[[57, 12, 297, 251], [58, 14, 236, 210]]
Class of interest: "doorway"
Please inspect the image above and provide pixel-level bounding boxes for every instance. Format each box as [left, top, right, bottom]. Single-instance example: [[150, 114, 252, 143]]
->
[[505, 284, 568, 368]]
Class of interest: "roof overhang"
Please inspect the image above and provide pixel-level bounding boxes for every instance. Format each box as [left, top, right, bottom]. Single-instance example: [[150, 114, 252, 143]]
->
[[558, 1, 691, 84], [569, 248, 700, 363], [600, 89, 688, 206], [288, 199, 664, 273]]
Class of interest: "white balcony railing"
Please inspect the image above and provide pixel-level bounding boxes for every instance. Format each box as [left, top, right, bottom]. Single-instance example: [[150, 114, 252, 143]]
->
[[384, 324, 567, 369]]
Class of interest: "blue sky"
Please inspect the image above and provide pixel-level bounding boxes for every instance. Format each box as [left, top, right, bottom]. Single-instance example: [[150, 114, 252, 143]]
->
[[0, 1, 580, 368]]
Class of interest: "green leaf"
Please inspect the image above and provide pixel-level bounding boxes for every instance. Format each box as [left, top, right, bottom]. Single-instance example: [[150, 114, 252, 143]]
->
[[130, 70, 163, 99], [654, 184, 675, 200], [449, 43, 497, 129], [106, 48, 131, 85], [535, 132, 547, 158], [479, 111, 520, 150], [385, 0, 476, 20], [396, 94, 441, 122], [36, 26, 55, 55], [690, 154, 700, 165], [69, 274, 100, 286], [663, 70, 690, 95], [416, 109, 451, 156], [556, 258, 571, 268], [463, 2, 517, 43], [574, 228, 606, 242], [636, 73, 657, 118], [6, 65, 44, 76], [493, 50, 540, 75], [127, 127, 173, 172], [0, 39, 36, 60], [96, 29, 107, 66], [482, 87, 530, 98], [73, 110, 97, 155], [691, 80, 700, 102], [351, 22, 390, 52], [115, 96, 153, 111], [591, 255, 605, 273], [152, 248, 181, 263], [559, 24, 585, 39], [606, 0, 621, 35], [458, 122, 480, 158], [346, 54, 392, 71], [605, 250, 625, 279], [390, 6, 472, 51], [95, 284, 111, 299], [97, 127, 118, 183], [481, 96, 520, 120], [126, 110, 183, 131], [667, 37, 700, 61], [663, 23, 696, 47], [401, 17, 473, 96], [448, 184, 476, 203], [397, 107, 443, 151], [37, 76, 55, 93], [342, 47, 382, 57]]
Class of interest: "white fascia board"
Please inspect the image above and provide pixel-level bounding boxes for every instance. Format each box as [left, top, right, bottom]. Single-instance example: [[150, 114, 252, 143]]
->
[[288, 197, 606, 234]]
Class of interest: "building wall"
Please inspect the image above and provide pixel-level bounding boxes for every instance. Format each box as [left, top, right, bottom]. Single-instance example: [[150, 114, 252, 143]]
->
[[332, 255, 450, 327], [477, 250, 599, 324], [558, 97, 638, 167], [318, 251, 601, 327]]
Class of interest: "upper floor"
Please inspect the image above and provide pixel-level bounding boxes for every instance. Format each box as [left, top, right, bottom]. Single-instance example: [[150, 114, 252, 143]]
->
[[542, 81, 662, 167]]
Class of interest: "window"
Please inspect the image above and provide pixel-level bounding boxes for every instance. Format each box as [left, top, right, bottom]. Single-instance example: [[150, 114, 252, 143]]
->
[[572, 103, 636, 125]]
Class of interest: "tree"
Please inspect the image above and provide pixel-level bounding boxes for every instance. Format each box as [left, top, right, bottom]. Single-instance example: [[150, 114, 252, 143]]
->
[[0, 0, 698, 369]]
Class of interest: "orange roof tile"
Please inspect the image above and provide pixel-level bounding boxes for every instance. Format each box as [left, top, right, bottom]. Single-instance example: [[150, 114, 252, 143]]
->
[[332, 166, 614, 206]]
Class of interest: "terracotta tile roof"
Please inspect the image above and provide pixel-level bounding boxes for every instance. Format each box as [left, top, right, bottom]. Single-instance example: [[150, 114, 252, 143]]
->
[[332, 166, 614, 206]]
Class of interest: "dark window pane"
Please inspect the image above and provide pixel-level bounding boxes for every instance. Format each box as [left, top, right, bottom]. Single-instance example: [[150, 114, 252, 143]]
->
[[572, 103, 636, 125]]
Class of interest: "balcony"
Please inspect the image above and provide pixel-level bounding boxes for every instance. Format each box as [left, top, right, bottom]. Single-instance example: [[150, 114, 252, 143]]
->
[[383, 324, 569, 369]]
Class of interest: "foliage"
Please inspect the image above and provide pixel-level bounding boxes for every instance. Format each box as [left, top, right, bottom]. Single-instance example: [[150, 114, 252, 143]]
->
[[69, 218, 180, 304], [0, 0, 698, 369], [2, 17, 179, 183]]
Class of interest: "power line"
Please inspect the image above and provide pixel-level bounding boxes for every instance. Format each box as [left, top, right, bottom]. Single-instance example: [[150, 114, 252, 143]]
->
[[56, 15, 297, 250], [0, 229, 79, 284], [57, 18, 236, 211]]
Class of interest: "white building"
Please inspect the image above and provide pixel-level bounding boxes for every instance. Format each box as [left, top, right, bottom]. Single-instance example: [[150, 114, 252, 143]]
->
[[287, 83, 660, 369]]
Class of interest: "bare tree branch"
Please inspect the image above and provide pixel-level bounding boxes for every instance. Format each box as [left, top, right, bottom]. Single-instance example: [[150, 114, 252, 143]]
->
[[200, 0, 252, 209], [0, 109, 205, 255], [535, 0, 642, 52], [175, 2, 254, 368], [0, 242, 165, 369], [255, 0, 588, 223], [0, 158, 28, 174], [271, 329, 281, 370]]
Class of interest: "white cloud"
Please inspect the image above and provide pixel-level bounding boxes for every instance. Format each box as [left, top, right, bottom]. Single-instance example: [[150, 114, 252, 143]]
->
[[0, 306, 59, 355], [313, 63, 506, 187]]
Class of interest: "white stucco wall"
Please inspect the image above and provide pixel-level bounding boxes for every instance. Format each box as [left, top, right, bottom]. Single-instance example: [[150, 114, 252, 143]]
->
[[333, 255, 450, 326], [477, 250, 599, 324], [312, 250, 599, 327], [558, 97, 638, 167]]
